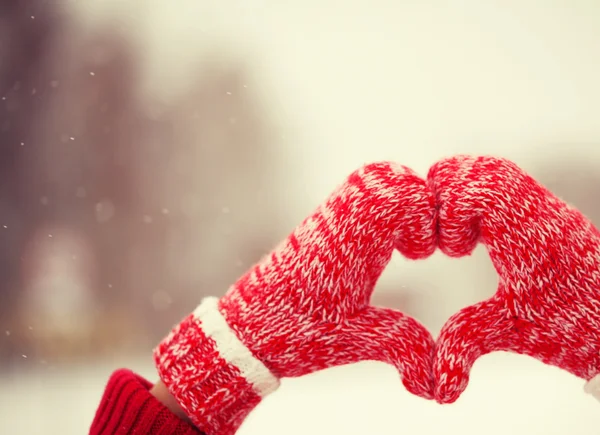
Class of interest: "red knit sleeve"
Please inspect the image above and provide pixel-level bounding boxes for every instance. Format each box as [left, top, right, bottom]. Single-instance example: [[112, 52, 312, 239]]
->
[[90, 369, 203, 435]]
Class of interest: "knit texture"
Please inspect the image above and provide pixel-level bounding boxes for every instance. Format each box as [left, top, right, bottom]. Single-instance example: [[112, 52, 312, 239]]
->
[[429, 155, 600, 404], [155, 162, 439, 435], [154, 155, 600, 429], [89, 369, 201, 435]]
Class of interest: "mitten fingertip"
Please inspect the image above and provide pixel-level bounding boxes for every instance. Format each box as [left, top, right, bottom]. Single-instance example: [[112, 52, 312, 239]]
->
[[401, 367, 435, 401], [433, 369, 469, 404]]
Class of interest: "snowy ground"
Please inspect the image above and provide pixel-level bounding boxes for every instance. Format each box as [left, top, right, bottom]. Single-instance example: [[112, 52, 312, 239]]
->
[[0, 352, 597, 435]]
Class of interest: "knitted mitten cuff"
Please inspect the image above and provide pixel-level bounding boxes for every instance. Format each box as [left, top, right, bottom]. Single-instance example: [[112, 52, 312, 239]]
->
[[154, 297, 280, 435]]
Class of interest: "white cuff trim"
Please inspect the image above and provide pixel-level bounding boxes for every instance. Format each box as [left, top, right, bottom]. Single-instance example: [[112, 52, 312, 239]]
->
[[193, 297, 280, 397], [584, 374, 600, 402]]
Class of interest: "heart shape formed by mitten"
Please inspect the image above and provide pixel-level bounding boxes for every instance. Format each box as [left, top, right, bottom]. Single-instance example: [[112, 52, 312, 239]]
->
[[429, 155, 600, 404], [156, 155, 600, 435], [156, 161, 443, 434]]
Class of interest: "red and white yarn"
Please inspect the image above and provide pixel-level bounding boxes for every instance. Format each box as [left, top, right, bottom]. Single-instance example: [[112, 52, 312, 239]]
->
[[429, 155, 600, 403], [155, 162, 439, 435], [156, 155, 600, 433], [155, 297, 280, 435], [192, 297, 280, 396]]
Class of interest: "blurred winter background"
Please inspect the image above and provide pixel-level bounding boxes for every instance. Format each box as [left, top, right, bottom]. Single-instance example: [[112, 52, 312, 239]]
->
[[1, 1, 600, 434]]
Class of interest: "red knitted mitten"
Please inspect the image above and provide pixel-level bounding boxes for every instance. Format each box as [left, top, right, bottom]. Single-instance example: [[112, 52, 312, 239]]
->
[[428, 155, 600, 404], [155, 162, 438, 435]]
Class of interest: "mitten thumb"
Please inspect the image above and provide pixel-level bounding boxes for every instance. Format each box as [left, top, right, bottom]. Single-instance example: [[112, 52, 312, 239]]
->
[[433, 295, 535, 404], [334, 306, 435, 399]]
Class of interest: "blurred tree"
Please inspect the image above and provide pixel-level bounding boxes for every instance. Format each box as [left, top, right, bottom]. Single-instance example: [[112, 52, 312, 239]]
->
[[0, 0, 284, 364], [0, 0, 66, 362], [0, 0, 144, 362], [37, 29, 141, 315], [20, 28, 146, 358], [1, 3, 284, 363]]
